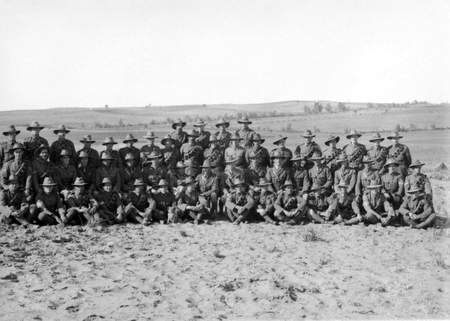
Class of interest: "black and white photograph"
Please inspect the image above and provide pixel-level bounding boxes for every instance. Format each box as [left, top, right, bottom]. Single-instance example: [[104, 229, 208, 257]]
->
[[0, 0, 449, 320]]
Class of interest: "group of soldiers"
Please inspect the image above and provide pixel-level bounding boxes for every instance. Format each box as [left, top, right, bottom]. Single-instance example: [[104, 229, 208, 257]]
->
[[0, 116, 436, 229]]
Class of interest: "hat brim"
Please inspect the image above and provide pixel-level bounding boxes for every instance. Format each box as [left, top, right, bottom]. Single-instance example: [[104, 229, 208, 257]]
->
[[215, 122, 230, 128], [80, 140, 96, 144], [101, 157, 114, 161], [161, 138, 175, 145], [3, 130, 21, 136], [407, 188, 423, 194], [144, 136, 158, 139], [123, 139, 138, 143], [148, 155, 163, 160], [53, 129, 70, 134], [337, 184, 348, 189], [302, 134, 315, 138], [133, 182, 146, 186], [193, 123, 206, 127], [42, 183, 57, 186], [324, 136, 340, 146], [27, 126, 44, 131], [384, 162, 398, 167], [273, 137, 287, 145], [346, 134, 362, 139], [369, 138, 385, 142], [310, 157, 324, 161], [366, 185, 382, 189], [409, 163, 425, 168], [171, 122, 186, 129], [73, 183, 87, 186], [237, 120, 252, 124], [387, 136, 403, 140], [252, 139, 265, 143], [102, 141, 117, 145]]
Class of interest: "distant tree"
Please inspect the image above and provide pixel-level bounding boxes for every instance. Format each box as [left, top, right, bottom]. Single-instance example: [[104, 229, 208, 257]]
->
[[367, 103, 375, 109], [105, 104, 109, 109], [304, 106, 311, 114], [118, 119, 125, 127], [337, 102, 348, 112], [313, 102, 323, 113], [325, 103, 333, 113]]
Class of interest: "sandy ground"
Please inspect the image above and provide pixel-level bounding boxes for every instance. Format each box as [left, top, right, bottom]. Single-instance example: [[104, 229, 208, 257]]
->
[[0, 180, 449, 320]]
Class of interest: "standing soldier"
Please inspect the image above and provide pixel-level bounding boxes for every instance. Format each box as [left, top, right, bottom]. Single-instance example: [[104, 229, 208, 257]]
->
[[404, 160, 432, 200], [31, 177, 65, 225], [197, 160, 220, 217], [148, 179, 176, 224], [142, 151, 169, 190], [119, 134, 140, 166], [121, 153, 142, 195], [170, 119, 188, 149], [355, 156, 381, 205], [95, 152, 122, 193], [291, 155, 311, 195], [294, 129, 321, 159], [271, 135, 292, 168], [32, 145, 55, 195], [193, 119, 211, 149], [215, 118, 232, 151], [54, 149, 77, 196], [100, 137, 122, 169], [0, 125, 21, 167], [367, 132, 388, 174], [224, 132, 247, 174], [180, 130, 204, 177], [0, 175, 32, 225], [92, 177, 123, 225], [246, 134, 270, 185], [399, 184, 436, 229], [236, 116, 255, 149], [225, 178, 255, 225], [23, 121, 48, 162], [63, 177, 93, 225], [265, 150, 292, 193], [161, 135, 180, 171], [308, 152, 333, 196], [356, 183, 395, 226], [380, 159, 404, 209], [123, 178, 151, 224], [141, 131, 161, 163], [77, 151, 96, 194], [274, 180, 308, 225], [253, 178, 277, 224], [323, 135, 342, 175], [1, 143, 32, 201], [333, 154, 357, 195], [50, 125, 77, 165], [203, 134, 225, 175], [342, 129, 367, 171], [386, 131, 411, 177], [77, 135, 100, 169], [323, 180, 358, 225]]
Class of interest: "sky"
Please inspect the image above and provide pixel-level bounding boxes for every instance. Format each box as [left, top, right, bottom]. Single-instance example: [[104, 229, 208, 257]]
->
[[0, 0, 449, 110]]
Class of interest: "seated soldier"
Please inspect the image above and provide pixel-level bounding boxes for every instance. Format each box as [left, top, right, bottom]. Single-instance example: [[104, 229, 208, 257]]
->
[[100, 137, 122, 168], [175, 177, 208, 224], [92, 177, 124, 225], [224, 178, 255, 225], [404, 160, 432, 201], [148, 179, 176, 224], [381, 159, 404, 209], [77, 135, 100, 169], [333, 154, 356, 195], [265, 150, 292, 193], [0, 175, 32, 225], [1, 143, 32, 203], [141, 131, 161, 163], [305, 184, 329, 223], [354, 156, 381, 208], [31, 177, 65, 225], [142, 151, 169, 191], [355, 183, 395, 226], [161, 135, 180, 171], [203, 134, 225, 176], [197, 159, 220, 217], [291, 154, 312, 196], [77, 150, 96, 195], [308, 152, 333, 196], [55, 149, 77, 197], [323, 180, 358, 225], [123, 178, 152, 225], [95, 152, 122, 193], [254, 178, 277, 224], [246, 133, 270, 185], [121, 152, 142, 195], [274, 179, 308, 225], [32, 145, 56, 194], [398, 184, 436, 229], [64, 177, 93, 225]]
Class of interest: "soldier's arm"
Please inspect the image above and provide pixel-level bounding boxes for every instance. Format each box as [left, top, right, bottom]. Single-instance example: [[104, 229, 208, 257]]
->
[[362, 194, 378, 217], [404, 147, 412, 167], [243, 194, 255, 211], [348, 171, 357, 194], [397, 177, 405, 196], [0, 163, 9, 190], [324, 168, 333, 190], [397, 197, 410, 215], [415, 200, 434, 220], [355, 172, 362, 198], [224, 194, 237, 211]]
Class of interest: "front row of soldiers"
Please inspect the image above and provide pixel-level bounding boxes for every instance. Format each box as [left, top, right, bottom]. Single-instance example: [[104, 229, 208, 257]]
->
[[0, 138, 435, 229]]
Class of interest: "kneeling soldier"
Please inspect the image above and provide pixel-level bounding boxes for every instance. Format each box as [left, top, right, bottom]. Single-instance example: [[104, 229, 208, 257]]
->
[[356, 183, 395, 226], [92, 177, 124, 225], [404, 160, 432, 201], [324, 180, 358, 225], [0, 175, 32, 225], [254, 178, 277, 224], [274, 179, 308, 225], [305, 184, 329, 223], [380, 159, 404, 209], [64, 177, 93, 225], [32, 177, 65, 225], [225, 178, 255, 225], [148, 179, 176, 223], [176, 177, 208, 224], [398, 184, 436, 229], [123, 178, 152, 225]]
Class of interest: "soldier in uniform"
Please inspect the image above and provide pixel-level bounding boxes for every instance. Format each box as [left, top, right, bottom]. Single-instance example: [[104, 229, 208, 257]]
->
[[380, 159, 404, 209], [92, 177, 123, 225], [355, 156, 381, 203], [54, 149, 77, 195], [0, 125, 21, 167], [236, 116, 255, 149], [323, 180, 358, 225], [223, 157, 252, 192], [123, 178, 152, 224], [294, 129, 322, 159], [193, 119, 211, 149], [386, 131, 411, 177], [265, 150, 292, 193], [0, 175, 32, 225], [333, 154, 356, 195], [121, 152, 142, 195], [148, 179, 176, 223], [203, 134, 225, 175], [197, 160, 220, 217], [50, 125, 77, 165], [32, 177, 65, 225], [215, 118, 232, 151], [274, 180, 308, 225], [32, 145, 56, 194], [100, 137, 122, 168], [63, 177, 93, 225], [308, 152, 333, 196], [342, 129, 367, 171], [323, 135, 342, 175], [291, 155, 311, 195], [1, 143, 32, 201], [142, 151, 169, 190], [170, 119, 188, 148], [141, 131, 161, 163], [168, 161, 188, 189], [77, 135, 100, 169], [246, 133, 270, 185], [161, 135, 180, 170], [119, 134, 141, 166], [23, 121, 48, 162], [367, 132, 388, 174], [224, 178, 255, 225], [95, 152, 122, 193], [77, 151, 96, 194], [224, 131, 247, 174], [253, 178, 277, 224], [305, 184, 328, 223], [356, 183, 396, 226], [271, 135, 292, 168], [180, 129, 204, 177], [404, 160, 432, 201], [175, 177, 208, 224], [399, 184, 436, 229]]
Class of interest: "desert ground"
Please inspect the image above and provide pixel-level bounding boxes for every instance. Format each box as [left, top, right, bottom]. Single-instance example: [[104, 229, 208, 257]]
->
[[0, 103, 449, 320]]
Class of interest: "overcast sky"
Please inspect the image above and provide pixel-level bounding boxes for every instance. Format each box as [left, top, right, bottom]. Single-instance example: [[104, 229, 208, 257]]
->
[[1, 0, 449, 110]]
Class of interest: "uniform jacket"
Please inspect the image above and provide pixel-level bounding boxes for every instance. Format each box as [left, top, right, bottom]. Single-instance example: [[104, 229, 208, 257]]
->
[[23, 136, 48, 161], [343, 143, 367, 170], [50, 138, 77, 164]]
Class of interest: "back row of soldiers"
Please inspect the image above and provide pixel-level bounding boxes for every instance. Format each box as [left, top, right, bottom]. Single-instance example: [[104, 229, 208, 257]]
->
[[0, 117, 435, 228]]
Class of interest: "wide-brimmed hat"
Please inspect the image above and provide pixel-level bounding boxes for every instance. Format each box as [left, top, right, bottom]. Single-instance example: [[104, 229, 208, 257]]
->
[[27, 121, 44, 131], [384, 158, 398, 168], [124, 153, 135, 161], [101, 177, 112, 185], [158, 179, 169, 187], [362, 155, 375, 164], [283, 179, 294, 188], [369, 132, 384, 142], [176, 161, 187, 169], [215, 118, 229, 128], [233, 178, 247, 187], [193, 119, 207, 127], [147, 151, 163, 160], [251, 133, 265, 143], [273, 135, 287, 145], [291, 154, 307, 162], [324, 135, 340, 146], [101, 152, 114, 160], [201, 159, 213, 168], [143, 131, 158, 139], [387, 131, 403, 140], [335, 154, 348, 164], [302, 129, 315, 138], [78, 151, 89, 158], [123, 133, 138, 143], [171, 119, 187, 129], [366, 183, 382, 189], [102, 137, 117, 145], [36, 144, 49, 155], [309, 151, 324, 161], [53, 124, 70, 134], [407, 184, 424, 194], [60, 149, 71, 158], [308, 183, 325, 193], [80, 135, 95, 144], [257, 178, 272, 187], [42, 176, 57, 186], [133, 178, 145, 186], [10, 143, 25, 152], [187, 129, 198, 137], [409, 160, 425, 168], [161, 135, 175, 145], [73, 177, 87, 186], [237, 116, 252, 124], [337, 180, 348, 189], [3, 125, 20, 136], [346, 129, 362, 139], [270, 150, 287, 159], [229, 132, 243, 141]]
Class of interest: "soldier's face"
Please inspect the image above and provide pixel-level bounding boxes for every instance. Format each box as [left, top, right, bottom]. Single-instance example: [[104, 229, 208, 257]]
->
[[14, 149, 23, 158], [306, 137, 312, 143], [188, 136, 194, 143], [58, 132, 65, 139], [151, 159, 160, 167], [160, 186, 168, 193], [350, 137, 357, 144], [412, 167, 420, 174], [83, 143, 91, 148], [103, 184, 112, 192], [32, 129, 40, 136], [40, 150, 49, 160], [62, 156, 70, 166], [338, 188, 347, 197], [273, 158, 280, 167], [175, 125, 182, 131], [136, 185, 144, 193], [202, 167, 210, 175], [393, 138, 400, 144], [75, 186, 84, 193], [80, 158, 89, 166], [43, 186, 53, 194], [238, 185, 246, 193], [105, 143, 113, 150], [286, 186, 293, 194], [147, 138, 155, 145], [186, 184, 194, 193], [341, 161, 348, 169], [388, 165, 395, 173], [254, 141, 261, 147]]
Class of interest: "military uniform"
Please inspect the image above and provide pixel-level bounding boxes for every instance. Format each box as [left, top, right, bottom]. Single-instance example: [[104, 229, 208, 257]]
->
[[176, 189, 207, 222], [355, 168, 381, 200], [77, 163, 96, 192], [274, 191, 307, 224], [237, 128, 255, 149], [121, 165, 142, 193], [358, 189, 395, 225], [224, 187, 255, 223], [119, 146, 141, 166], [246, 145, 270, 183], [215, 130, 232, 151], [180, 143, 203, 174], [333, 167, 356, 194], [324, 147, 342, 174], [123, 190, 151, 222], [1, 159, 32, 194], [368, 146, 388, 173], [224, 165, 251, 191], [203, 146, 225, 171], [161, 146, 180, 170], [170, 130, 188, 148], [77, 148, 101, 169], [100, 150, 122, 168], [381, 171, 404, 208], [387, 144, 411, 177], [404, 173, 432, 199], [148, 190, 176, 222], [0, 189, 30, 225], [33, 190, 65, 225], [65, 190, 92, 224], [55, 163, 77, 191], [23, 136, 48, 161], [142, 165, 169, 189], [270, 146, 292, 168], [50, 138, 77, 165], [399, 193, 435, 228], [141, 144, 162, 162], [294, 142, 321, 159], [254, 189, 277, 222], [93, 190, 123, 224], [0, 140, 18, 167], [308, 165, 333, 194], [265, 167, 292, 193], [342, 143, 367, 170], [224, 146, 247, 170], [95, 166, 122, 192], [195, 130, 211, 150], [197, 171, 219, 215], [32, 158, 56, 193], [325, 192, 355, 223]]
